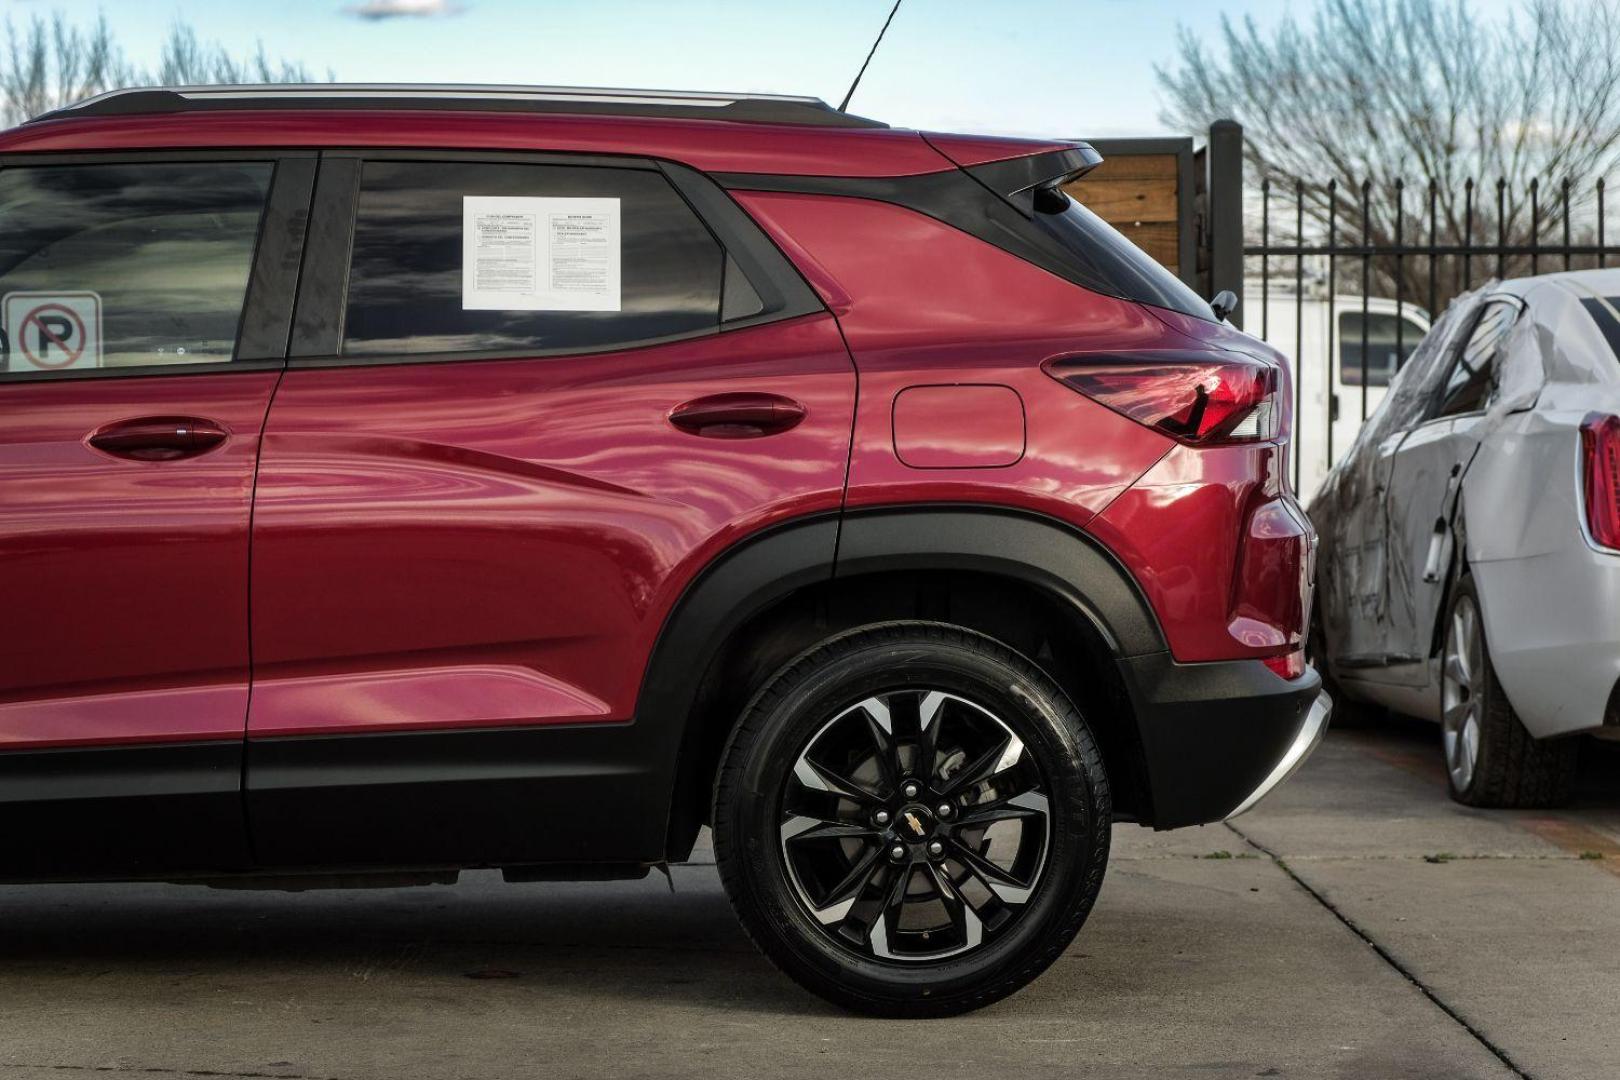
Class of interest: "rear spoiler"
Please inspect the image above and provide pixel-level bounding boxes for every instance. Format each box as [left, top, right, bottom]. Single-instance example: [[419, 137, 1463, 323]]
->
[[966, 145, 1103, 217]]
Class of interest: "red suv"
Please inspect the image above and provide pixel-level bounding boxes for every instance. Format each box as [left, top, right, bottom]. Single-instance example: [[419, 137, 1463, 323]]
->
[[0, 84, 1327, 1015]]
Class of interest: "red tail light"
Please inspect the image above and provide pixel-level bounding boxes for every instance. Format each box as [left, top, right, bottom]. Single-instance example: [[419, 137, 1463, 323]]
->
[[1582, 412, 1620, 550], [1046, 352, 1280, 444], [1263, 650, 1306, 680]]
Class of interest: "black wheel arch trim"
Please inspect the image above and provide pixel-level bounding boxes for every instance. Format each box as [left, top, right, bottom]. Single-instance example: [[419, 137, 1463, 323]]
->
[[831, 506, 1167, 657], [645, 504, 1172, 858]]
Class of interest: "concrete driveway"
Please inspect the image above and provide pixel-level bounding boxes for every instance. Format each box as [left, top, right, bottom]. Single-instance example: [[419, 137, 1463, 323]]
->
[[1, 718, 1616, 1080]]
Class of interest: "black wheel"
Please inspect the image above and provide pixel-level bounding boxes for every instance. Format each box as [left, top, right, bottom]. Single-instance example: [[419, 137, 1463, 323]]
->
[[712, 622, 1111, 1017], [1441, 576, 1577, 807]]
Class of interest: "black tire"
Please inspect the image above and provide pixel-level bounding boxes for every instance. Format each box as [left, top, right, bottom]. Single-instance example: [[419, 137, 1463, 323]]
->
[[712, 621, 1111, 1017], [1442, 576, 1577, 807]]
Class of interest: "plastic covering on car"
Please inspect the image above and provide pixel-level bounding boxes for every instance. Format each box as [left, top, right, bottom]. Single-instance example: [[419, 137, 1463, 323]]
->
[[1312, 273, 1620, 704], [1309, 287, 1484, 665], [1461, 277, 1620, 563]]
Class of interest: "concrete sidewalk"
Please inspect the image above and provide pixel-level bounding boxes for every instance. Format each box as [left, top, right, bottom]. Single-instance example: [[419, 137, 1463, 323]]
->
[[0, 721, 1614, 1080]]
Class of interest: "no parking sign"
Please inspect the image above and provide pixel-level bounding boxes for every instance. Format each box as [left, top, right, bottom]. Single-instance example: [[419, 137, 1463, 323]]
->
[[2, 291, 102, 372]]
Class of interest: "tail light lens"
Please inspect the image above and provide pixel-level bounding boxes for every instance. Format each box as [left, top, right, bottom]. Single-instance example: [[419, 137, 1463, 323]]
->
[[1263, 650, 1306, 680], [1045, 352, 1280, 444], [1582, 412, 1620, 550]]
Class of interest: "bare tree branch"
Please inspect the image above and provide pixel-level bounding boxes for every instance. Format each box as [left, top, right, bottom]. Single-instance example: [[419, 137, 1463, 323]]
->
[[0, 12, 329, 127], [1158, 0, 1620, 304]]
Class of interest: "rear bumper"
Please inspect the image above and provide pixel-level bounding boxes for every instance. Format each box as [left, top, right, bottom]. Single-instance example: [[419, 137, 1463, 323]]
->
[[1225, 689, 1331, 818], [1117, 654, 1328, 829]]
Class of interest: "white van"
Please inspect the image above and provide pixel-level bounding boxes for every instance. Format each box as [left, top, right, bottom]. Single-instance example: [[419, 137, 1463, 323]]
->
[[1242, 289, 1431, 498]]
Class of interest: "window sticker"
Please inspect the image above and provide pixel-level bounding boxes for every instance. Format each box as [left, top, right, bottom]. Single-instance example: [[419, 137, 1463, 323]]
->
[[462, 196, 621, 312], [2, 291, 102, 372]]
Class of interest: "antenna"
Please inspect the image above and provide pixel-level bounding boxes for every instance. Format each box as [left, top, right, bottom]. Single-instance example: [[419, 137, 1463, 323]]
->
[[838, 0, 905, 112]]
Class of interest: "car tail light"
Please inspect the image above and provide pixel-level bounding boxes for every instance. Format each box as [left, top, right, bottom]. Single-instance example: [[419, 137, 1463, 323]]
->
[[1229, 497, 1313, 661], [1263, 650, 1306, 680], [1582, 412, 1620, 550], [1045, 352, 1280, 444]]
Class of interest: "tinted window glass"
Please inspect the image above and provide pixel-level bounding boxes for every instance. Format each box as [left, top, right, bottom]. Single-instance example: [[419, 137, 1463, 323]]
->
[[1436, 300, 1515, 417], [1031, 190, 1212, 321], [0, 162, 271, 376], [342, 161, 723, 356], [1579, 296, 1620, 370], [1338, 312, 1426, 387]]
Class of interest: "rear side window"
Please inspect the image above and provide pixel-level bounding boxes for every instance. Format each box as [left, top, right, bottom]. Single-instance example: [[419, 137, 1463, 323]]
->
[[1435, 300, 1517, 417], [1030, 190, 1213, 322], [0, 162, 271, 376], [341, 161, 723, 357]]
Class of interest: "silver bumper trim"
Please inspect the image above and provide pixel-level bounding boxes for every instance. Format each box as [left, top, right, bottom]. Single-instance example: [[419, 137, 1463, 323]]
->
[[1225, 690, 1332, 819]]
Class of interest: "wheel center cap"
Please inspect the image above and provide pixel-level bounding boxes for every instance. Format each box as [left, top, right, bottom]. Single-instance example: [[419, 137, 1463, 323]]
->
[[898, 804, 935, 839]]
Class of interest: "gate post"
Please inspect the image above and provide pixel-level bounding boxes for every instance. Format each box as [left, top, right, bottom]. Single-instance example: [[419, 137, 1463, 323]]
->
[[1208, 119, 1244, 327]]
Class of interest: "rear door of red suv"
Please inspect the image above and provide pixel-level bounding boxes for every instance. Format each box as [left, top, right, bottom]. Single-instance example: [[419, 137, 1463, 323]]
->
[[244, 150, 852, 868], [0, 151, 312, 876]]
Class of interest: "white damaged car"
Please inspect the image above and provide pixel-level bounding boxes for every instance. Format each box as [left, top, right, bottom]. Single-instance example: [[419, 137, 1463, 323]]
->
[[1310, 269, 1620, 806]]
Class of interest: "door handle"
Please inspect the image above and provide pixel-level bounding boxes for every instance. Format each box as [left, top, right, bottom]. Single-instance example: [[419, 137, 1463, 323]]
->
[[87, 416, 229, 461], [669, 392, 806, 438]]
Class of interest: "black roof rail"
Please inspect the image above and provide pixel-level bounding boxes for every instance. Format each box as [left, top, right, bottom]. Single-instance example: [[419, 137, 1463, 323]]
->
[[28, 83, 888, 129]]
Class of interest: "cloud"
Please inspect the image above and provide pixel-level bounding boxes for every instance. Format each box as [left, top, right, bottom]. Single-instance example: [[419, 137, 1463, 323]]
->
[[344, 0, 465, 20]]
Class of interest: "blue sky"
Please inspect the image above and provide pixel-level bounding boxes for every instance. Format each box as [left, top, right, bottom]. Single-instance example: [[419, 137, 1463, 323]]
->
[[19, 0, 1523, 137]]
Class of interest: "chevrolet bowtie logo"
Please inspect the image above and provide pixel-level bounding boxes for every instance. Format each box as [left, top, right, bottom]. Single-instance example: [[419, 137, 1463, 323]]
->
[[903, 811, 926, 837]]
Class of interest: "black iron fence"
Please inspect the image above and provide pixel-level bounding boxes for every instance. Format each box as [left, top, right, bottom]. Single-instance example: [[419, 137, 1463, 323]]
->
[[1241, 169, 1620, 495]]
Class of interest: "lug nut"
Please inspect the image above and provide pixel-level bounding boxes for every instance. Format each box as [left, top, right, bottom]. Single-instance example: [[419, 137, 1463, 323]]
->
[[889, 844, 907, 863], [902, 781, 921, 799], [936, 802, 953, 819], [874, 810, 891, 826], [927, 840, 945, 858]]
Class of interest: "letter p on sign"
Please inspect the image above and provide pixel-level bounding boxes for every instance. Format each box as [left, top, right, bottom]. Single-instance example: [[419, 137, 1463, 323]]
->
[[3, 291, 102, 372]]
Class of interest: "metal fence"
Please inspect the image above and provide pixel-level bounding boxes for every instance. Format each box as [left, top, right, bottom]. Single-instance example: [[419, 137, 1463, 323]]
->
[[1244, 172, 1620, 497]]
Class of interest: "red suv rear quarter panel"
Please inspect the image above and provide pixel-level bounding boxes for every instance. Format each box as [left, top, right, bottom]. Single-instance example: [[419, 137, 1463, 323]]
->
[[732, 190, 1175, 526], [735, 188, 1308, 664]]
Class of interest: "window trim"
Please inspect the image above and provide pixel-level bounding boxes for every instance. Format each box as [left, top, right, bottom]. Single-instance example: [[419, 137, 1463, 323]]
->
[[287, 149, 823, 370], [0, 149, 315, 384]]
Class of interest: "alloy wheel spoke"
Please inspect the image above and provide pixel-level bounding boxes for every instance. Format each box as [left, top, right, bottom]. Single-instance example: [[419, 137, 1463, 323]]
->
[[954, 788, 1049, 829], [937, 731, 1023, 797], [855, 696, 903, 794], [949, 836, 1037, 904], [807, 842, 885, 927], [780, 815, 879, 845], [793, 756, 881, 804], [1442, 699, 1472, 730], [1451, 613, 1472, 684], [1443, 652, 1469, 691], [925, 861, 985, 949], [873, 862, 914, 943], [915, 690, 946, 782]]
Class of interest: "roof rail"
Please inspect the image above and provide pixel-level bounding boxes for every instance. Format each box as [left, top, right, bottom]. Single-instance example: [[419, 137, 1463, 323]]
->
[[28, 83, 887, 129]]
